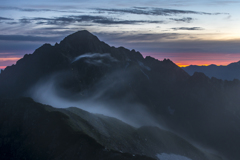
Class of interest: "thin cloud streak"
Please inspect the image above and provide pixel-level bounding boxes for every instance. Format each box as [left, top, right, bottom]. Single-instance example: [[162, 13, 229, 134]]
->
[[171, 27, 204, 30], [0, 35, 62, 42], [94, 7, 227, 16], [0, 6, 83, 13], [0, 57, 21, 61], [169, 17, 194, 23], [0, 17, 13, 21]]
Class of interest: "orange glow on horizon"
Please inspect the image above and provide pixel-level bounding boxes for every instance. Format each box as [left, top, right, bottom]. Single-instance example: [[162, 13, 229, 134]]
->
[[0, 53, 239, 70], [176, 62, 230, 67], [0, 58, 21, 61], [0, 66, 6, 70], [0, 57, 21, 70], [142, 52, 240, 68], [177, 64, 228, 67], [177, 64, 190, 67], [176, 63, 224, 67]]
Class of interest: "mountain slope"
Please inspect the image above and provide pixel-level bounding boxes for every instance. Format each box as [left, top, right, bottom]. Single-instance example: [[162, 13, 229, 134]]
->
[[0, 97, 223, 160], [0, 97, 155, 160]]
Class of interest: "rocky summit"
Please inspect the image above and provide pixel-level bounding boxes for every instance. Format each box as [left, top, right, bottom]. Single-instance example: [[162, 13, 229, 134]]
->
[[1, 30, 240, 160]]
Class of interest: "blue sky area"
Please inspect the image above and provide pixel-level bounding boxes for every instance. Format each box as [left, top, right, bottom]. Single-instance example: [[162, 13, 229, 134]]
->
[[0, 0, 240, 68]]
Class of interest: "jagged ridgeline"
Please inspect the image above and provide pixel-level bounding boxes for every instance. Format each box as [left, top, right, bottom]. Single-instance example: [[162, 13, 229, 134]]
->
[[0, 30, 240, 160]]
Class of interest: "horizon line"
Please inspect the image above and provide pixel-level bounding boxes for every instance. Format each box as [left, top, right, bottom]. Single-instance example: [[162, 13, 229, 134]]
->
[[178, 64, 228, 67], [0, 63, 232, 71]]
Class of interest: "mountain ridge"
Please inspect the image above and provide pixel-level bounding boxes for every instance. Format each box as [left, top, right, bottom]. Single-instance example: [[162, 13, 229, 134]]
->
[[183, 60, 240, 80], [0, 30, 186, 98], [0, 97, 155, 160]]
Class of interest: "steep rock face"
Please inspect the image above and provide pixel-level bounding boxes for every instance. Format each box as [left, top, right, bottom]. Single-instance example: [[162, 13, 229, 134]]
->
[[0, 44, 68, 97], [58, 30, 144, 62], [58, 30, 112, 59]]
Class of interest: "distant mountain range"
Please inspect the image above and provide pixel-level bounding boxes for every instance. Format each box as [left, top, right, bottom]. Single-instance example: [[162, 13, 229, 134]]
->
[[183, 61, 240, 80], [1, 30, 240, 160]]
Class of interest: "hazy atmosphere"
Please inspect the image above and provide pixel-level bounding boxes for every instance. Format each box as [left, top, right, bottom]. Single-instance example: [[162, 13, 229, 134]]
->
[[1, 1, 240, 159], [1, 0, 240, 69]]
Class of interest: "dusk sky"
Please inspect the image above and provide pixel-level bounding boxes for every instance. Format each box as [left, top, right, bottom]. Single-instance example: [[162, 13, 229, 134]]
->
[[0, 0, 240, 69]]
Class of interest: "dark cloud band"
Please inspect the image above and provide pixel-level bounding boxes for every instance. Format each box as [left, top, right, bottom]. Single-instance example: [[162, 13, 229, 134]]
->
[[0, 35, 61, 42], [0, 17, 13, 21], [171, 27, 204, 30], [94, 7, 226, 16], [169, 17, 194, 23], [0, 6, 83, 14], [19, 15, 164, 25]]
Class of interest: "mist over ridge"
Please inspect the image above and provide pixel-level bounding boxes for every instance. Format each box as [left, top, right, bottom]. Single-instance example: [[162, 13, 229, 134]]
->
[[0, 30, 240, 160], [27, 69, 160, 128]]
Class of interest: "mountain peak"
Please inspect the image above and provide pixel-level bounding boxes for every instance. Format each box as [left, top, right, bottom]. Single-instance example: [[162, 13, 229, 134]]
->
[[70, 30, 95, 37], [61, 30, 100, 43], [58, 30, 110, 58]]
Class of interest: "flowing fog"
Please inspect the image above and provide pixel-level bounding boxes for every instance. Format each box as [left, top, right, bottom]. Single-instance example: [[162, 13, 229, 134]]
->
[[27, 71, 161, 128], [24, 53, 222, 159], [72, 53, 118, 64]]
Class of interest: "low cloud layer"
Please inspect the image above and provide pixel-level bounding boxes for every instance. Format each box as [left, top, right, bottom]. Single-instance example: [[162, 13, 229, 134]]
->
[[156, 153, 192, 160], [72, 53, 117, 62], [72, 53, 118, 66], [27, 61, 161, 128]]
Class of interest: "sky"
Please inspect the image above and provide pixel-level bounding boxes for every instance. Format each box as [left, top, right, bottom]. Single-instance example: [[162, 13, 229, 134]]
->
[[0, 0, 240, 69]]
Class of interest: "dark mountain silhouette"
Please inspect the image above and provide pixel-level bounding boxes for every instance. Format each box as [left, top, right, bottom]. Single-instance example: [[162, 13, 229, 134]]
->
[[0, 98, 154, 160], [183, 61, 240, 80], [0, 30, 148, 97], [0, 30, 240, 160]]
